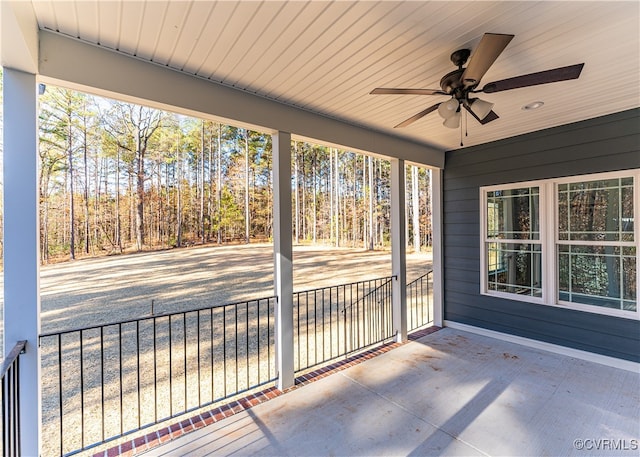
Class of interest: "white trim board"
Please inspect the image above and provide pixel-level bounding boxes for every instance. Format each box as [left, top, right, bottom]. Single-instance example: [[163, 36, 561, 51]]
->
[[444, 320, 640, 373]]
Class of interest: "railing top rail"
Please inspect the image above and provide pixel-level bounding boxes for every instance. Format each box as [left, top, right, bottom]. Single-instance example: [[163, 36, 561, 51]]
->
[[342, 277, 395, 312], [407, 270, 433, 286], [1, 340, 27, 378], [293, 275, 397, 295], [39, 295, 277, 339]]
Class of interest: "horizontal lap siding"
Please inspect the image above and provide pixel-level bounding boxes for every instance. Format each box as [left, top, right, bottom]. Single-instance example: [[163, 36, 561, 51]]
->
[[443, 108, 640, 362]]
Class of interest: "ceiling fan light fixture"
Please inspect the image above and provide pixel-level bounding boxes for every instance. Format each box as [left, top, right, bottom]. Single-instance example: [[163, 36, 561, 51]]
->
[[443, 111, 461, 129], [468, 98, 494, 120], [438, 97, 459, 119]]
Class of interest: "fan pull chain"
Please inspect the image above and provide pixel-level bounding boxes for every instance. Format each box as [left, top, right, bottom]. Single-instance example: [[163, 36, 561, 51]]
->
[[460, 110, 464, 147], [465, 109, 469, 137]]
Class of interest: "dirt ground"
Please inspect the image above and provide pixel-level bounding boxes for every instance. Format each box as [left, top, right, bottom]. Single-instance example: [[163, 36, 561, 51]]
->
[[36, 243, 432, 334]]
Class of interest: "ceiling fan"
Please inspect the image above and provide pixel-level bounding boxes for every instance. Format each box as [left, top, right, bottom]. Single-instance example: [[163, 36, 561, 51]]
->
[[371, 33, 584, 129]]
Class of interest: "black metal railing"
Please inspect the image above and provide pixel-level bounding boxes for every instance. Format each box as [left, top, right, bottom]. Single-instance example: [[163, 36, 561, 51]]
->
[[1, 340, 27, 457], [293, 276, 395, 373], [407, 270, 433, 332], [39, 297, 276, 457]]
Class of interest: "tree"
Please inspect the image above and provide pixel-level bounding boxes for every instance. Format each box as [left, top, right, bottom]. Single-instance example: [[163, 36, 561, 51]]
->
[[39, 87, 90, 260], [105, 101, 162, 250]]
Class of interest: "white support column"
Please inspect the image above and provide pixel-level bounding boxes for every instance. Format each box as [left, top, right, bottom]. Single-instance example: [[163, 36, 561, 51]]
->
[[272, 131, 294, 390], [431, 168, 444, 327], [390, 159, 407, 343], [2, 68, 41, 457]]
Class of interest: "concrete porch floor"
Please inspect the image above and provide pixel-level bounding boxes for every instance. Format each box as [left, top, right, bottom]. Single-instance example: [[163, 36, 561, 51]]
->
[[146, 328, 639, 456]]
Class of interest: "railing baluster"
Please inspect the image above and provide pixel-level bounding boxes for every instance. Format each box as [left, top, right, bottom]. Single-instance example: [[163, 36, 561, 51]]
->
[[245, 301, 250, 391], [183, 314, 187, 413], [197, 311, 202, 408], [79, 330, 85, 449], [210, 308, 214, 403], [223, 305, 227, 399], [136, 321, 141, 430], [100, 327, 105, 443], [168, 316, 173, 418], [58, 334, 63, 456], [153, 317, 158, 426], [257, 300, 261, 385], [234, 305, 239, 395], [118, 324, 123, 437]]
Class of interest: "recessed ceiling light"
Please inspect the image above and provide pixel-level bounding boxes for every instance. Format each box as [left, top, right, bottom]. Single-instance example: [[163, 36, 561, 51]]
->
[[522, 101, 544, 110]]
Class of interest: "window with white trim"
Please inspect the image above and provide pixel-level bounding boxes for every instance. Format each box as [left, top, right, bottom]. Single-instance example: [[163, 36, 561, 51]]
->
[[485, 186, 542, 297], [481, 170, 638, 319]]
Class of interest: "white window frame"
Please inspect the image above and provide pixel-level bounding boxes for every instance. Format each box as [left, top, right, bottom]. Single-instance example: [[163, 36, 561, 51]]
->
[[480, 169, 639, 320], [480, 180, 547, 305]]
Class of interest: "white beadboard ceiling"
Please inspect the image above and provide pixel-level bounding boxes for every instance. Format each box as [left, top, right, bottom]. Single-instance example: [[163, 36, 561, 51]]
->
[[30, 0, 640, 151]]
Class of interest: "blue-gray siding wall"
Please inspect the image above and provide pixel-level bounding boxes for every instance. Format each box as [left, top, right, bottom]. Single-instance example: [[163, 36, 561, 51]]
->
[[443, 108, 640, 362]]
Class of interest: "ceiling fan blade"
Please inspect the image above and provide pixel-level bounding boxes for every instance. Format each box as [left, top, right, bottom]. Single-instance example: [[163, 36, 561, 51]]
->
[[480, 63, 585, 93], [464, 104, 499, 125], [461, 33, 514, 88], [394, 103, 440, 128], [370, 88, 447, 95]]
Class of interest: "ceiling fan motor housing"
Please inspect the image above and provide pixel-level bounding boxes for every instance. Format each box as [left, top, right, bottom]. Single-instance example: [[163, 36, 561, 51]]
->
[[441, 49, 479, 100], [450, 48, 471, 67]]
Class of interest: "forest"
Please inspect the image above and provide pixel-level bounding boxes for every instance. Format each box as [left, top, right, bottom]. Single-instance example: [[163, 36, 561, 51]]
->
[[0, 75, 432, 264]]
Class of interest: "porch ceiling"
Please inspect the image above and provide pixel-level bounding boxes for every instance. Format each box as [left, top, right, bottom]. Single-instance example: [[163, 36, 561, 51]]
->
[[28, 1, 640, 150]]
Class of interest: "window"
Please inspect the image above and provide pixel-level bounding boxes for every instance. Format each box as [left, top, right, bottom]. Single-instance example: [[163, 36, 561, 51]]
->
[[557, 177, 636, 312], [481, 170, 638, 319], [485, 187, 542, 297]]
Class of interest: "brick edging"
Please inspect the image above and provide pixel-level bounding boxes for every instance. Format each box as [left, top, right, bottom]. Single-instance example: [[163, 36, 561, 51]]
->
[[94, 325, 441, 456]]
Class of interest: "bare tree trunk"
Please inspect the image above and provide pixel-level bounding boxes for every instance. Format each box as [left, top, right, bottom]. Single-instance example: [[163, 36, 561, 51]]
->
[[115, 148, 122, 253], [362, 155, 366, 248], [176, 136, 183, 247], [127, 164, 135, 245], [329, 148, 334, 246], [164, 161, 170, 247], [378, 159, 383, 247], [312, 150, 317, 244], [294, 142, 300, 243], [93, 154, 102, 253], [244, 129, 250, 244], [301, 147, 306, 241], [412, 165, 420, 252], [201, 121, 206, 244], [368, 156, 374, 250], [352, 155, 357, 245], [156, 162, 162, 244], [208, 126, 214, 243], [40, 171, 51, 262], [334, 149, 340, 247], [135, 133, 145, 251], [68, 122, 76, 260], [217, 124, 222, 245], [82, 111, 90, 255], [42, 198, 49, 262]]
